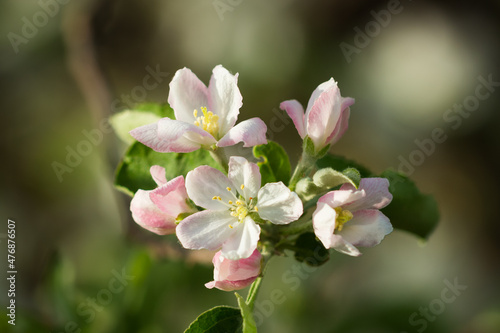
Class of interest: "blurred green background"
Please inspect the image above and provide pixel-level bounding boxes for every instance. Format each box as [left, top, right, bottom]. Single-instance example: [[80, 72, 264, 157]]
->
[[1, 0, 500, 332]]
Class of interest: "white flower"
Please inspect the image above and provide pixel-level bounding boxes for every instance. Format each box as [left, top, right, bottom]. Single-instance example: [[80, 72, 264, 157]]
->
[[177, 156, 303, 260], [313, 178, 393, 256], [130, 65, 267, 153]]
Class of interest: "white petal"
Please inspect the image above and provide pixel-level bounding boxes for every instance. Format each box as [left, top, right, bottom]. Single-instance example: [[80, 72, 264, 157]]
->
[[228, 156, 261, 200], [257, 182, 303, 225], [330, 234, 362, 257], [168, 67, 209, 124], [306, 82, 343, 150], [176, 210, 236, 251], [312, 202, 337, 249], [208, 65, 243, 136], [130, 118, 216, 153], [221, 216, 260, 260], [325, 107, 350, 147], [341, 178, 393, 211], [305, 78, 338, 114], [317, 190, 365, 209], [217, 118, 267, 148], [339, 209, 393, 248], [186, 166, 236, 210]]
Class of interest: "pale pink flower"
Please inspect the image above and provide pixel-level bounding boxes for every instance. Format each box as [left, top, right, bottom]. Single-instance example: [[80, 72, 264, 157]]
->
[[280, 78, 354, 153], [205, 249, 262, 291], [312, 178, 393, 256], [130, 65, 267, 153], [177, 156, 303, 260], [130, 166, 195, 235]]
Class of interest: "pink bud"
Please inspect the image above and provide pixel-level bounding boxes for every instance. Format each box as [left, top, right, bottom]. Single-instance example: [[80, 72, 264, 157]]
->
[[130, 166, 193, 235], [205, 249, 262, 291]]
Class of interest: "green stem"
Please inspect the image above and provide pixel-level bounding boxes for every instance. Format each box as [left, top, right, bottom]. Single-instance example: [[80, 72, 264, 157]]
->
[[209, 147, 229, 173], [278, 218, 313, 236], [246, 243, 274, 310], [245, 277, 262, 311], [289, 151, 317, 191]]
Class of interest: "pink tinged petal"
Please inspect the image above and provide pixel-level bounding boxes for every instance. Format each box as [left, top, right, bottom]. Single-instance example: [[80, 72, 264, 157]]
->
[[257, 182, 303, 225], [341, 178, 393, 211], [324, 97, 354, 146], [306, 82, 343, 150], [217, 118, 268, 148], [280, 100, 306, 139], [305, 78, 338, 114], [176, 210, 236, 251], [223, 249, 261, 281], [204, 277, 258, 291], [317, 190, 366, 209], [168, 67, 209, 123], [150, 176, 192, 217], [185, 166, 236, 210], [325, 108, 350, 146], [221, 216, 261, 260], [130, 118, 216, 153], [208, 65, 243, 136], [341, 97, 355, 111], [214, 249, 261, 282], [228, 156, 261, 200], [130, 190, 177, 235], [312, 202, 338, 249], [150, 165, 167, 186], [338, 209, 393, 248], [330, 234, 362, 257]]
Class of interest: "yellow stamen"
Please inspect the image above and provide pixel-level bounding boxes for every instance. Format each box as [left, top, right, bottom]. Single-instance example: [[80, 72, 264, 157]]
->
[[240, 184, 245, 190], [228, 200, 233, 205], [212, 196, 218, 200], [226, 187, 232, 191], [255, 206, 258, 212], [229, 225, 233, 229], [193, 107, 219, 137], [334, 207, 353, 231]]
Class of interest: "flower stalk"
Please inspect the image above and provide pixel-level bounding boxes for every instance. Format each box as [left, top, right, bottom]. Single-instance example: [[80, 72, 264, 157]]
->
[[209, 147, 229, 173]]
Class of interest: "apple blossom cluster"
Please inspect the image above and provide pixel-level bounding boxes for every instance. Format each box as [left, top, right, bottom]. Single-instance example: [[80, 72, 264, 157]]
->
[[127, 65, 393, 292]]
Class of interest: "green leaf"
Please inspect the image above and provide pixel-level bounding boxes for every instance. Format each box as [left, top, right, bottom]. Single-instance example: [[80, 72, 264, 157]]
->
[[316, 153, 373, 177], [115, 141, 223, 196], [380, 170, 439, 239], [110, 103, 174, 144], [253, 141, 291, 185], [184, 306, 242, 333], [235, 293, 257, 333], [293, 232, 330, 266], [303, 136, 316, 156]]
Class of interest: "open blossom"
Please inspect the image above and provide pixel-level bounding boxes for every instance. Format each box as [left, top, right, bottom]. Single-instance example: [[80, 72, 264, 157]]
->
[[130, 65, 267, 153], [205, 249, 261, 291], [280, 78, 354, 153], [312, 178, 393, 256], [177, 156, 303, 260], [130, 166, 195, 235]]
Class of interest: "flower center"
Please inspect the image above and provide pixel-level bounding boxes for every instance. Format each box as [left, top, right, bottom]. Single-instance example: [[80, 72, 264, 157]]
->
[[212, 185, 258, 228], [193, 107, 219, 138], [231, 201, 249, 221], [334, 207, 353, 232]]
